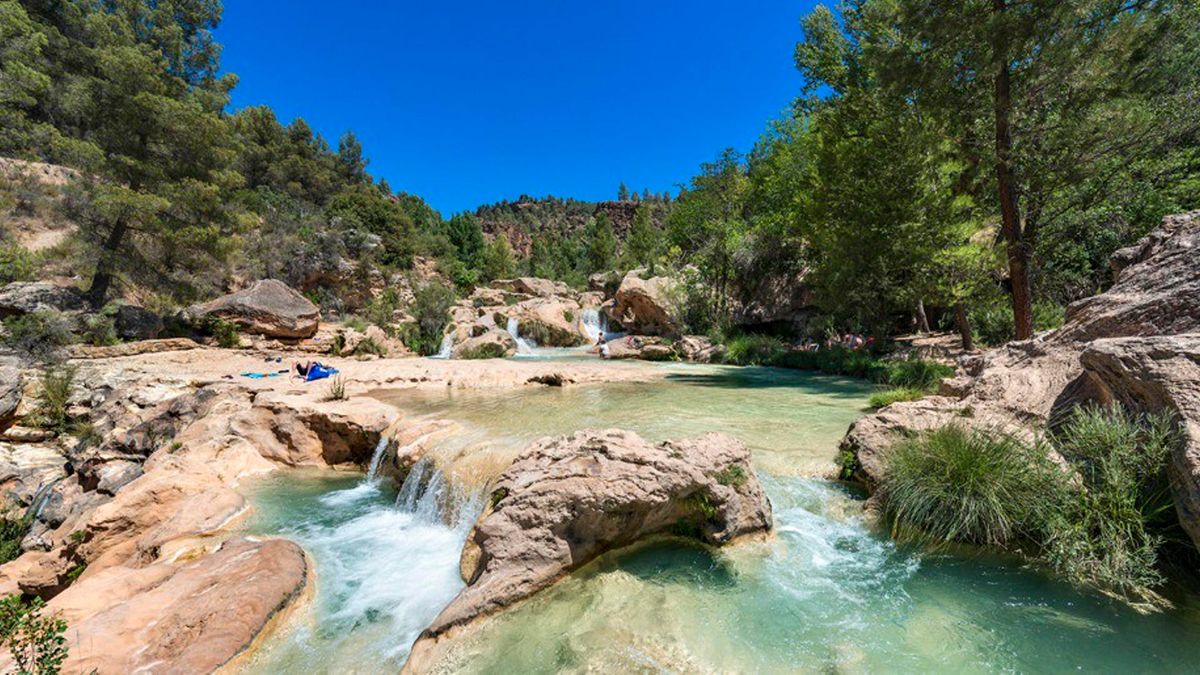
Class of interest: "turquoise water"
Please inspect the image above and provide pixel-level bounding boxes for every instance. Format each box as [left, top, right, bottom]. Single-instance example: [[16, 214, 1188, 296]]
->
[[240, 363, 1200, 673]]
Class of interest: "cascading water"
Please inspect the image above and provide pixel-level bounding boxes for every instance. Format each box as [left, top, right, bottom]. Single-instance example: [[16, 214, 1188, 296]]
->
[[506, 317, 535, 355], [580, 307, 624, 343], [365, 436, 390, 481], [431, 333, 454, 359]]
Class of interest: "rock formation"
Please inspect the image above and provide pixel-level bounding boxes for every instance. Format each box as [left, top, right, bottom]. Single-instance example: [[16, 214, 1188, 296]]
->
[[415, 429, 772, 646], [184, 278, 320, 339], [610, 270, 678, 336], [0, 281, 87, 318], [839, 211, 1200, 549]]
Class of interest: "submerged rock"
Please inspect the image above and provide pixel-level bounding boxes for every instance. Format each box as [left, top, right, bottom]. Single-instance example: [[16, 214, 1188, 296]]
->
[[415, 429, 771, 647], [183, 278, 319, 339]]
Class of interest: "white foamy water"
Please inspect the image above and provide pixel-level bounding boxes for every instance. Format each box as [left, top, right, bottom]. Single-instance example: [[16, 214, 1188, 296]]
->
[[429, 333, 454, 360], [506, 316, 536, 355]]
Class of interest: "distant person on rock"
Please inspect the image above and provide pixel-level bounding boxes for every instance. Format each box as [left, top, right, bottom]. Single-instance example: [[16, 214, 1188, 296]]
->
[[294, 360, 337, 381]]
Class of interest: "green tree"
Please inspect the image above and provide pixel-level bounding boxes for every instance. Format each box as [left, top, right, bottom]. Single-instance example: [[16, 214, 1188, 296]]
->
[[622, 204, 660, 273], [336, 131, 368, 184], [0, 595, 68, 675], [875, 0, 1200, 339], [325, 184, 416, 267], [481, 235, 516, 281], [446, 213, 486, 268], [585, 211, 617, 274]]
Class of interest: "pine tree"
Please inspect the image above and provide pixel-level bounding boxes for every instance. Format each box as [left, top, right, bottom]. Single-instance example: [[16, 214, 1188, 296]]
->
[[623, 204, 660, 273], [586, 212, 618, 274]]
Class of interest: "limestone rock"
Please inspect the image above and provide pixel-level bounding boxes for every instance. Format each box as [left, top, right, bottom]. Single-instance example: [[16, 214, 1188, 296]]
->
[[603, 335, 674, 361], [0, 367, 20, 431], [420, 429, 771, 640], [453, 329, 517, 360], [1056, 210, 1200, 342], [611, 270, 678, 336], [1078, 335, 1200, 549], [490, 277, 572, 298], [510, 297, 587, 347], [0, 282, 86, 318], [676, 335, 726, 363], [46, 537, 307, 675], [183, 279, 319, 339], [66, 337, 200, 360]]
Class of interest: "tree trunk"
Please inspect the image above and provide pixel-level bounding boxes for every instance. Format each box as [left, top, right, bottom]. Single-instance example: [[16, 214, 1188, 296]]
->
[[955, 303, 974, 351], [915, 299, 931, 333], [992, 0, 1034, 340], [87, 219, 127, 308]]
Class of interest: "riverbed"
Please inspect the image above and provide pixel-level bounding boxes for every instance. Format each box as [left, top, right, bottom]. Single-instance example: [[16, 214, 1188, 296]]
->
[[237, 360, 1200, 672]]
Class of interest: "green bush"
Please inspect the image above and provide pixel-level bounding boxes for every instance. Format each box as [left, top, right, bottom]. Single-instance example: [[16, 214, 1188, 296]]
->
[[1041, 406, 1179, 603], [0, 518, 29, 566], [881, 407, 1183, 605], [81, 313, 118, 347], [206, 318, 240, 349], [868, 387, 926, 409], [29, 365, 77, 434], [883, 357, 955, 391], [0, 594, 69, 674], [405, 282, 456, 356], [0, 241, 37, 285], [352, 336, 387, 357], [723, 335, 788, 366], [883, 425, 1063, 547], [363, 288, 401, 333], [969, 299, 1069, 347], [458, 341, 509, 360], [1, 311, 75, 362]]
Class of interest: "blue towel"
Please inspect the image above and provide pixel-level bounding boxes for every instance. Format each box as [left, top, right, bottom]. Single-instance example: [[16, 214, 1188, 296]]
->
[[240, 372, 280, 379], [306, 365, 338, 382]]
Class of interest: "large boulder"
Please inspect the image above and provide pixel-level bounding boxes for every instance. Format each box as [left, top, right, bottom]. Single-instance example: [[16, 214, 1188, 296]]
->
[[0, 282, 86, 318], [183, 279, 319, 339], [1056, 211, 1200, 343], [603, 335, 675, 361], [453, 329, 517, 359], [509, 297, 587, 347], [490, 277, 572, 298], [1078, 335, 1200, 549], [111, 304, 163, 341], [676, 335, 726, 363], [611, 270, 678, 336], [42, 537, 307, 674], [416, 429, 771, 645]]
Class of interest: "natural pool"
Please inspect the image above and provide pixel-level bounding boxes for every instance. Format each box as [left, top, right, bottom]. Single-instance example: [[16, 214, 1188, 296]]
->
[[239, 362, 1200, 673]]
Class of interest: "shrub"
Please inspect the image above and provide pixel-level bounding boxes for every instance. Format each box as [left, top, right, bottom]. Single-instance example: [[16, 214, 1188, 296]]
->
[[323, 376, 347, 402], [405, 282, 456, 356], [81, 313, 118, 347], [1, 311, 75, 362], [0, 241, 37, 285], [353, 336, 387, 357], [884, 358, 955, 391], [29, 365, 77, 434], [715, 464, 748, 487], [868, 387, 926, 409], [1041, 406, 1179, 603], [969, 299, 1069, 347], [343, 316, 369, 333], [458, 342, 508, 360], [207, 318, 240, 349], [723, 335, 787, 366], [0, 518, 29, 565], [0, 595, 69, 674], [882, 425, 1063, 547], [363, 288, 401, 333]]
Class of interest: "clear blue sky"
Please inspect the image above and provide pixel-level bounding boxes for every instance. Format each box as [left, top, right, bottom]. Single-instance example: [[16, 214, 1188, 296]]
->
[[216, 1, 818, 216]]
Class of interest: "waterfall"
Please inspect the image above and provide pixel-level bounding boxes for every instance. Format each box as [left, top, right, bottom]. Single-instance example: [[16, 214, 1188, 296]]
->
[[365, 436, 390, 481], [431, 334, 454, 359], [580, 307, 624, 343], [506, 317, 535, 355], [395, 457, 481, 529]]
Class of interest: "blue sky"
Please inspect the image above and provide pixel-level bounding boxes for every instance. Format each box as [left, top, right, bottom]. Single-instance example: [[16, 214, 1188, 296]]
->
[[217, 1, 818, 216]]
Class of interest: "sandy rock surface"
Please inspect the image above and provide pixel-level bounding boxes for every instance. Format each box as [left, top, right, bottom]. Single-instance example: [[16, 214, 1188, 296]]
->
[[183, 278, 320, 339]]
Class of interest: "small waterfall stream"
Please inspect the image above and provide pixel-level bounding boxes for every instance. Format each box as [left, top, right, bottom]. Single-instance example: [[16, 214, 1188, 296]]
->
[[365, 436, 390, 481], [431, 334, 454, 359], [506, 317, 536, 355]]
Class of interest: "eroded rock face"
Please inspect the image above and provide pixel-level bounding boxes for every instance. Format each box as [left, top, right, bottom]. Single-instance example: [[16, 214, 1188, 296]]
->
[[611, 270, 678, 336], [0, 367, 20, 431], [491, 277, 572, 298], [0, 281, 86, 318], [1078, 335, 1200, 548], [419, 429, 771, 642], [45, 537, 307, 675], [603, 335, 674, 361], [184, 279, 319, 339], [1057, 211, 1200, 343], [676, 335, 726, 364]]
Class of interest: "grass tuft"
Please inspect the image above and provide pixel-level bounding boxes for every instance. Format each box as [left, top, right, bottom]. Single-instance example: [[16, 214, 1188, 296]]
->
[[868, 387, 926, 409]]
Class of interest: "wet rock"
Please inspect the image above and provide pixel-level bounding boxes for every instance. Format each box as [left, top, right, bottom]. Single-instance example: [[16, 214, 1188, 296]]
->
[[611, 270, 678, 336], [0, 282, 86, 318], [419, 429, 771, 641], [183, 278, 320, 339]]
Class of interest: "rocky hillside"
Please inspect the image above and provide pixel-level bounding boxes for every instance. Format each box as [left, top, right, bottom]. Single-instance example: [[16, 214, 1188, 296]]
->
[[475, 195, 668, 257]]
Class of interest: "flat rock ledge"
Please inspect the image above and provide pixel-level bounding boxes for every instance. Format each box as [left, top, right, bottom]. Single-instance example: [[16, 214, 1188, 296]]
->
[[406, 429, 771, 668]]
